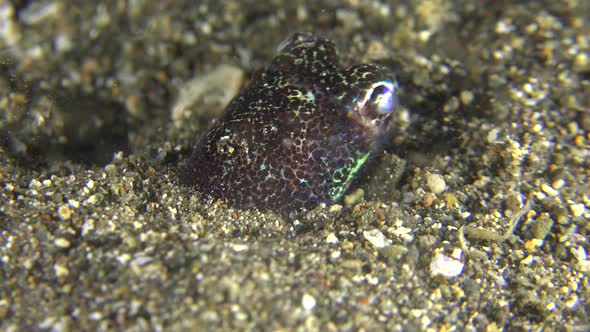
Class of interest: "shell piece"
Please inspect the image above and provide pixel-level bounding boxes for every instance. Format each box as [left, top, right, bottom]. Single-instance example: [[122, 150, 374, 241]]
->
[[186, 33, 398, 214]]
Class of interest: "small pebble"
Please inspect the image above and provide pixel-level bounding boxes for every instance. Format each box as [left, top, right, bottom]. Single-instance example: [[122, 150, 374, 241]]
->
[[541, 183, 558, 197], [531, 216, 554, 240], [326, 232, 339, 244], [85, 194, 98, 205], [29, 179, 42, 190], [569, 203, 585, 217], [487, 128, 502, 143], [229, 243, 249, 252], [573, 53, 588, 71], [531, 123, 543, 133], [302, 293, 316, 310], [567, 121, 579, 135], [328, 204, 342, 213], [393, 226, 414, 243], [330, 250, 341, 260], [524, 238, 544, 251], [343, 188, 365, 207], [460, 90, 474, 105], [426, 173, 446, 194], [552, 179, 565, 189], [521, 255, 534, 265], [391, 226, 412, 237], [104, 164, 117, 175], [54, 238, 71, 248], [422, 193, 437, 208], [57, 204, 72, 220], [571, 246, 587, 262], [54, 263, 69, 278]]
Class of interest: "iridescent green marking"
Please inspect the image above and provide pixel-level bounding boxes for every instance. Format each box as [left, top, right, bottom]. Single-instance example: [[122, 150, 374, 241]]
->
[[328, 152, 370, 201]]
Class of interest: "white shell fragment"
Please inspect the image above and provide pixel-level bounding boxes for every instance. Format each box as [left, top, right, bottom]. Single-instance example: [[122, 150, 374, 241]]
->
[[171, 64, 244, 127], [430, 252, 464, 278], [363, 229, 389, 248]]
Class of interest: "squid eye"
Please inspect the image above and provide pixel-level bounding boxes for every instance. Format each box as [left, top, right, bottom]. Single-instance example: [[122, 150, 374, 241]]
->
[[366, 83, 396, 116], [357, 80, 397, 125]]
